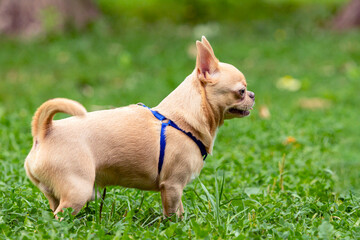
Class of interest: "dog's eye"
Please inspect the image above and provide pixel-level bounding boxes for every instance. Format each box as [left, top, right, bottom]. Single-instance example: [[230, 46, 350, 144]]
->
[[239, 89, 246, 97]]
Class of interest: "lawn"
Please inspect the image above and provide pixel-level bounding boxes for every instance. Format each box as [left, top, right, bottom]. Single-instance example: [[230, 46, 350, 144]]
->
[[1, 5, 360, 239]]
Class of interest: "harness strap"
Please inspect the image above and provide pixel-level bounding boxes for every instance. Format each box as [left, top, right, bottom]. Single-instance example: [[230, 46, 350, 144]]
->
[[159, 121, 170, 174], [139, 104, 208, 174]]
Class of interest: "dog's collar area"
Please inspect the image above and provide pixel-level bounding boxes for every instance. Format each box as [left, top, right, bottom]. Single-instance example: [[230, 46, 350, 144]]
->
[[138, 103, 208, 174]]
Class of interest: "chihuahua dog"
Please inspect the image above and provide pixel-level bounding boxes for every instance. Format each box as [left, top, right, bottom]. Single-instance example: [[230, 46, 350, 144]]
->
[[24, 36, 255, 218]]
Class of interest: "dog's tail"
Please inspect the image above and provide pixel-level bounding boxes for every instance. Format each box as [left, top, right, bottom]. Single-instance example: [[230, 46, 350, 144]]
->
[[31, 98, 86, 141]]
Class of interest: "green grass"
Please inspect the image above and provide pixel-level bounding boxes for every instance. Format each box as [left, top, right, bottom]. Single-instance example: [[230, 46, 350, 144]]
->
[[1, 11, 360, 239]]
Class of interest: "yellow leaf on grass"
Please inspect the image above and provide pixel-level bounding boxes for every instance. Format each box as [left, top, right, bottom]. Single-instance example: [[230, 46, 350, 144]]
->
[[299, 98, 331, 110], [187, 44, 197, 58], [276, 75, 301, 91], [259, 105, 271, 119], [284, 136, 296, 145]]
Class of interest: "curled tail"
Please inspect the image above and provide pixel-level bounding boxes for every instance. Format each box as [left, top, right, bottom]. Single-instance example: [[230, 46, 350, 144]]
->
[[32, 98, 87, 140]]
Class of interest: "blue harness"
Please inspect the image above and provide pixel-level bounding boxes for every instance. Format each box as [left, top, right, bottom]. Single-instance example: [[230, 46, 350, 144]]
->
[[139, 104, 208, 174]]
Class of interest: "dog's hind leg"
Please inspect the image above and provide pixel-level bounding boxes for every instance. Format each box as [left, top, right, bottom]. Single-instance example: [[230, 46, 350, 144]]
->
[[25, 161, 60, 212], [38, 183, 60, 212], [44, 192, 59, 212], [53, 177, 94, 218]]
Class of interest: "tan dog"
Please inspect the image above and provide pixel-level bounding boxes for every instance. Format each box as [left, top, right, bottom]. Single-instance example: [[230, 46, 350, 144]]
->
[[24, 36, 255, 218]]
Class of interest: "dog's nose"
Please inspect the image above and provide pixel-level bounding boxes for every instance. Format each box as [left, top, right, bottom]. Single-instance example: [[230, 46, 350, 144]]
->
[[248, 91, 255, 99]]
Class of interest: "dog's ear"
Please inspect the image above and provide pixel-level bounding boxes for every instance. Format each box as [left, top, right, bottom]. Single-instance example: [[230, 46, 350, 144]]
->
[[196, 40, 219, 83], [201, 36, 215, 56]]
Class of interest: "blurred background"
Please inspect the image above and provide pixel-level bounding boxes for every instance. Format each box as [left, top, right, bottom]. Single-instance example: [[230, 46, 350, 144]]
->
[[0, 0, 359, 192]]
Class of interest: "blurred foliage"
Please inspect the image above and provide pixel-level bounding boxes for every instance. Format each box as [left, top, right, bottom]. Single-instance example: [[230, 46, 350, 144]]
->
[[97, 0, 344, 24]]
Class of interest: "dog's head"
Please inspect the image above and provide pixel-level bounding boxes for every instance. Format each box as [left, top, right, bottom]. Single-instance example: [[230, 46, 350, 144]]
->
[[195, 36, 255, 120]]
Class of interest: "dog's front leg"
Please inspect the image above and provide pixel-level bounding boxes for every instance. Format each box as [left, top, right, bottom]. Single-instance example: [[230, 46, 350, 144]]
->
[[160, 182, 184, 218]]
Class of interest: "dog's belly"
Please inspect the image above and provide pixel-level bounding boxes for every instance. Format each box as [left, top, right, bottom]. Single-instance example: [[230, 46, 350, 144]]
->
[[92, 138, 160, 191], [95, 167, 159, 191], [90, 136, 160, 191]]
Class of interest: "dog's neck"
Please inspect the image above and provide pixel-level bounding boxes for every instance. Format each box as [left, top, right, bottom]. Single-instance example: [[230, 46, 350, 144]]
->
[[154, 71, 223, 154]]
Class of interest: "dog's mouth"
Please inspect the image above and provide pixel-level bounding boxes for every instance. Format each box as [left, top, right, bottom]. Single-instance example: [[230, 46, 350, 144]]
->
[[227, 107, 252, 117]]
